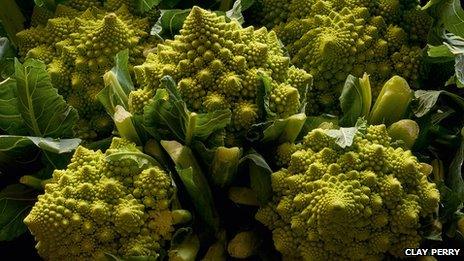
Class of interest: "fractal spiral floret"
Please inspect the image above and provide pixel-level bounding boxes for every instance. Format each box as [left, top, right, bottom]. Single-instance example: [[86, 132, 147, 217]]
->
[[130, 7, 313, 138], [256, 125, 440, 260], [257, 0, 431, 114], [16, 2, 154, 139], [24, 138, 190, 260]]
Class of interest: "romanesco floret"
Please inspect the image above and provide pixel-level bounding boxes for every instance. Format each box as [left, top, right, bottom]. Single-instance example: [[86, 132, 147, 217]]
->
[[24, 137, 190, 261], [130, 6, 313, 140], [256, 124, 440, 260], [256, 0, 431, 114], [17, 4, 151, 139]]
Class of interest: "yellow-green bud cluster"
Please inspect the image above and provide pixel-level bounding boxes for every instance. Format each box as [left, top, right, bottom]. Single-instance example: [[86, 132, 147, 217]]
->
[[132, 7, 313, 135], [257, 124, 440, 260], [17, 4, 151, 139], [24, 138, 185, 260], [259, 0, 431, 114]]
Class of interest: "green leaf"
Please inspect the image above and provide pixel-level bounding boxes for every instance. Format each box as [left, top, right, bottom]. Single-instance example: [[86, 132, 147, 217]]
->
[[447, 128, 464, 202], [428, 44, 454, 57], [143, 77, 189, 142], [34, 0, 69, 11], [413, 90, 443, 117], [168, 227, 199, 261], [239, 151, 272, 205], [0, 135, 79, 179], [296, 114, 339, 141], [143, 76, 230, 145], [424, 0, 464, 37], [0, 184, 37, 241], [193, 142, 242, 188], [257, 71, 276, 119], [105, 148, 163, 171], [426, 33, 464, 87], [261, 113, 306, 143], [240, 0, 255, 10], [0, 135, 81, 154], [413, 90, 464, 117], [226, 0, 245, 24], [14, 58, 78, 138], [151, 9, 191, 38], [0, 37, 15, 80], [135, 0, 162, 13], [454, 53, 464, 86], [159, 0, 181, 9], [0, 78, 27, 134], [439, 128, 464, 220], [177, 166, 219, 232], [194, 110, 231, 141], [161, 140, 219, 232], [324, 119, 367, 149], [339, 73, 372, 127], [99, 49, 134, 116]]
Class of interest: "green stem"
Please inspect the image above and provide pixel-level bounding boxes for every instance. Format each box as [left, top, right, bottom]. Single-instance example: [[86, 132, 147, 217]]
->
[[20, 175, 44, 190], [114, 105, 142, 145], [185, 112, 197, 146]]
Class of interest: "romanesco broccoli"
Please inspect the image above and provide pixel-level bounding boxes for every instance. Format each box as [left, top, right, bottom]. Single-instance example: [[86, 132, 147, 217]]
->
[[130, 6, 313, 143], [24, 137, 191, 260], [256, 0, 431, 114], [256, 124, 440, 260], [17, 2, 154, 139]]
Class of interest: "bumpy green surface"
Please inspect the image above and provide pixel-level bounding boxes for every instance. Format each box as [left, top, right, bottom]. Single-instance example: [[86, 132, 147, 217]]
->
[[131, 7, 313, 141], [257, 125, 440, 260], [24, 138, 182, 260], [17, 2, 152, 139], [257, 0, 431, 114]]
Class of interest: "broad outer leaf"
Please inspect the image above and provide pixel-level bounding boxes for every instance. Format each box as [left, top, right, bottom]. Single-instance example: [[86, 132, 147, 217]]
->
[[413, 90, 464, 117], [0, 78, 27, 134], [14, 59, 78, 138], [427, 33, 464, 87], [413, 90, 443, 117], [0, 135, 81, 154], [0, 184, 37, 241], [440, 0, 464, 38]]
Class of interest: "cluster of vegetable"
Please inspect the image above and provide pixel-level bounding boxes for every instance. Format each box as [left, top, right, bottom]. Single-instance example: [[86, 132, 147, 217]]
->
[[0, 0, 463, 260]]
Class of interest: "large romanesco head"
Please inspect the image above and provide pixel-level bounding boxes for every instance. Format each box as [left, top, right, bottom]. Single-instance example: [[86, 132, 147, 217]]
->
[[16, 3, 153, 140], [24, 138, 190, 260], [130, 7, 313, 139], [256, 124, 440, 260], [256, 0, 431, 114]]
